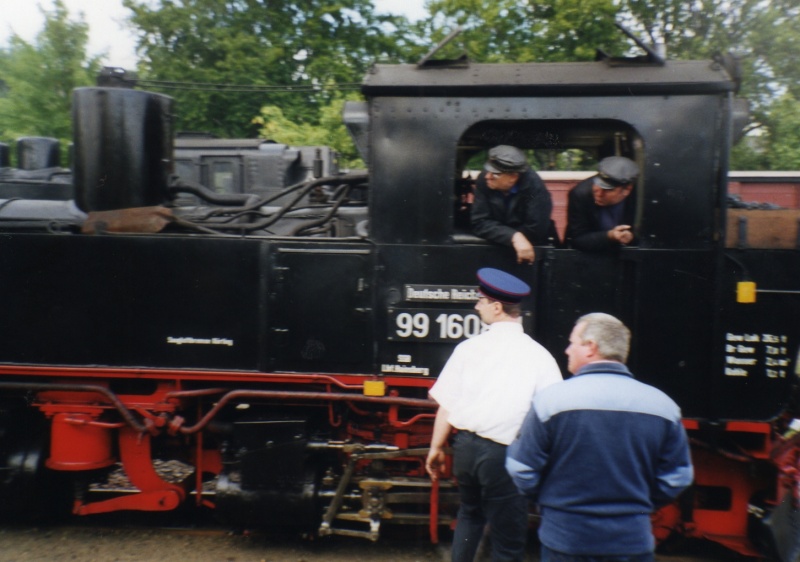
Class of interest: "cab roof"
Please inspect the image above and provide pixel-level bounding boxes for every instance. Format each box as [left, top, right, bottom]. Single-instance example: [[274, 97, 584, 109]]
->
[[362, 59, 737, 97]]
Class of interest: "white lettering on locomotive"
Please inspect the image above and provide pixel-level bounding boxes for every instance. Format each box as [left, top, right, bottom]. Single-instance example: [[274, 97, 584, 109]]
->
[[167, 336, 234, 347]]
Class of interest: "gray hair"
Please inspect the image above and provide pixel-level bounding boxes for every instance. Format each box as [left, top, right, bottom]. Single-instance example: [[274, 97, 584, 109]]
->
[[576, 313, 631, 363]]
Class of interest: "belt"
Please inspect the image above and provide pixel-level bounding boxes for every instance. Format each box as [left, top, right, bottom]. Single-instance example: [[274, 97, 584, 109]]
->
[[457, 429, 505, 446]]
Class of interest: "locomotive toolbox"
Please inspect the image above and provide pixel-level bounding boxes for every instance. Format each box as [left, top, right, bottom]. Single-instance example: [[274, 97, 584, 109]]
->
[[0, 31, 799, 559]]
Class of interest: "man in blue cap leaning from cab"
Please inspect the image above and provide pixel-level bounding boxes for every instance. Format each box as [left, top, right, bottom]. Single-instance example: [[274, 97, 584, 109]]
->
[[565, 156, 640, 251], [426, 267, 562, 562], [471, 145, 555, 264]]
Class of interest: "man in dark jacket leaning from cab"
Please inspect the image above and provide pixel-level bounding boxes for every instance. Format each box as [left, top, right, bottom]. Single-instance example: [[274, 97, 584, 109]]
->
[[565, 156, 639, 251], [471, 145, 555, 264]]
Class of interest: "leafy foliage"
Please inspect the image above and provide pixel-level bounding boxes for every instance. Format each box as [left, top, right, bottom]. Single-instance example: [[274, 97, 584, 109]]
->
[[411, 0, 625, 63], [0, 0, 101, 159], [616, 0, 800, 169], [620, 0, 799, 119], [252, 91, 364, 168], [411, 0, 799, 170], [123, 0, 410, 137], [1, 0, 798, 171], [764, 93, 800, 170]]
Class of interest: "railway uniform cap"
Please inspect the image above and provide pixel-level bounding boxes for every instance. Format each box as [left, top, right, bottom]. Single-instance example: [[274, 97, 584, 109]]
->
[[484, 145, 529, 174], [594, 156, 639, 190], [477, 267, 531, 304]]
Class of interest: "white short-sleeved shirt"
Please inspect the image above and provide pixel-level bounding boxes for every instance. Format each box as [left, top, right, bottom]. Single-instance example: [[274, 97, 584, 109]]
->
[[429, 321, 563, 445]]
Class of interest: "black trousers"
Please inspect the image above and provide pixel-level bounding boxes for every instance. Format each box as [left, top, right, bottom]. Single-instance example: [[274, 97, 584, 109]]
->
[[451, 431, 528, 562]]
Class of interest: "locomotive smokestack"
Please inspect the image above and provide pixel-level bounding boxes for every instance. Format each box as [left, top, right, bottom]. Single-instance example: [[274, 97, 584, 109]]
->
[[72, 88, 174, 212], [17, 137, 60, 170]]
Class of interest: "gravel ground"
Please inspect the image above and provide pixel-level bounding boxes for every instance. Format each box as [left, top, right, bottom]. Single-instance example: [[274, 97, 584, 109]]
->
[[0, 524, 742, 562], [0, 526, 447, 562]]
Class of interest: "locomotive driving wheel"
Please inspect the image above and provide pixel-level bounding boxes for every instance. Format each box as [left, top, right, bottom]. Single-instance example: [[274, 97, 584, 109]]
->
[[0, 408, 70, 523]]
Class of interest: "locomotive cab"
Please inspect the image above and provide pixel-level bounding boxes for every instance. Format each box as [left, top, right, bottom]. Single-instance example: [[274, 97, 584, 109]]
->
[[357, 57, 759, 410]]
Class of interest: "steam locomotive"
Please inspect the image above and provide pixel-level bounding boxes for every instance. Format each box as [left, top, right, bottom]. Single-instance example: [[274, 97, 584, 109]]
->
[[1, 38, 799, 560]]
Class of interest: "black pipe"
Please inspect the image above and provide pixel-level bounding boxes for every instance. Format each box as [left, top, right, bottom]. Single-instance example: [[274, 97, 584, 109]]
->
[[167, 177, 255, 206], [0, 382, 146, 433], [177, 389, 436, 434]]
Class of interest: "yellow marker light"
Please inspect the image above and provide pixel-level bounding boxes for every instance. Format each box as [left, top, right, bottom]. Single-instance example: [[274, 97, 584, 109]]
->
[[363, 380, 386, 396], [736, 281, 756, 303]]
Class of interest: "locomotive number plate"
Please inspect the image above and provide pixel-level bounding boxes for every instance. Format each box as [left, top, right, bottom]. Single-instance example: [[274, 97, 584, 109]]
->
[[387, 308, 486, 343]]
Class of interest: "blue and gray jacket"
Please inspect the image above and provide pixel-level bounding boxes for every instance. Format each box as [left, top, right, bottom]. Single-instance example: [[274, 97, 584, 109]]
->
[[506, 361, 693, 555]]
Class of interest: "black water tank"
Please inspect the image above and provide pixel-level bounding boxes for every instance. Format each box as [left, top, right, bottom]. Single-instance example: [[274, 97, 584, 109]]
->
[[17, 137, 60, 170], [73, 88, 173, 212]]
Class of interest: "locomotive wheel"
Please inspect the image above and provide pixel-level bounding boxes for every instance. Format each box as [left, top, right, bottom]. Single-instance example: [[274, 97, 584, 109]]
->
[[0, 410, 71, 524]]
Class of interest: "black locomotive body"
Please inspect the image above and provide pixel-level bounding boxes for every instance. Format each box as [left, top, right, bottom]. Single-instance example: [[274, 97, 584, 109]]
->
[[0, 50, 798, 558]]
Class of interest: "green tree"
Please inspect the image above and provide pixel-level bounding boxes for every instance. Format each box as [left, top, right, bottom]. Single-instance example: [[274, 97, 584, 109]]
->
[[119, 0, 798, 171], [0, 0, 101, 155], [411, 0, 625, 63], [763, 93, 800, 170], [730, 137, 768, 171], [124, 0, 411, 137], [252, 91, 364, 168], [619, 0, 800, 168], [411, 0, 799, 171], [620, 0, 799, 96]]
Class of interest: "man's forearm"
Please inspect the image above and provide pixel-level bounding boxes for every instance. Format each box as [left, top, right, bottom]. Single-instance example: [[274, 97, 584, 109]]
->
[[430, 407, 453, 450]]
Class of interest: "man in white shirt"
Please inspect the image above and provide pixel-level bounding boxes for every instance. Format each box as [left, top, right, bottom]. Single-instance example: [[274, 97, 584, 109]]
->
[[426, 267, 563, 562]]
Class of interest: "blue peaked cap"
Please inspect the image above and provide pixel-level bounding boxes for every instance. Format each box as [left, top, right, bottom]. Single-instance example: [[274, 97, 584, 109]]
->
[[477, 268, 530, 304]]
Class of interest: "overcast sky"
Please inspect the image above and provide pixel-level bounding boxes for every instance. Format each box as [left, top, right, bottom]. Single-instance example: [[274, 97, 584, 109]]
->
[[0, 0, 428, 69]]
